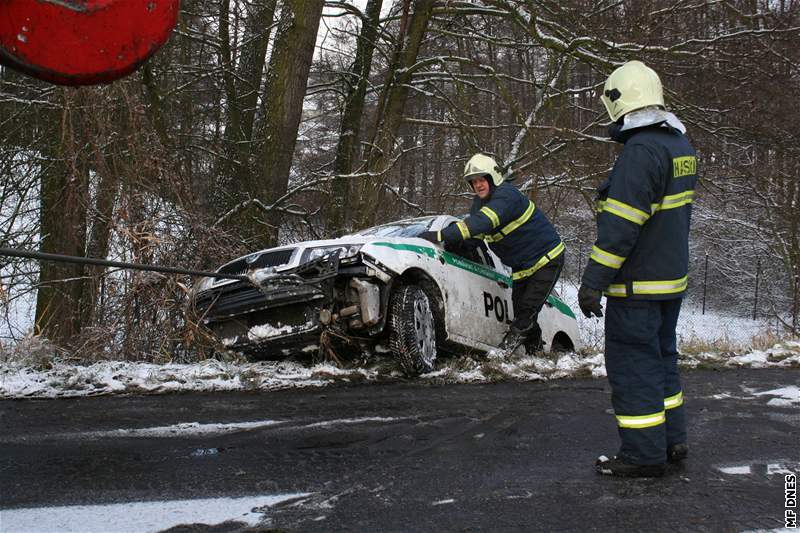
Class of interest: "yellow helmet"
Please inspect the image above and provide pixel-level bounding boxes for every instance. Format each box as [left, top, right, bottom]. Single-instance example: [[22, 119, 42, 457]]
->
[[463, 153, 503, 187], [601, 60, 665, 122]]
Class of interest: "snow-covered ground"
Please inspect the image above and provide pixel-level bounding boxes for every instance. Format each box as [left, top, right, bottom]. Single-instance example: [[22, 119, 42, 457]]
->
[[2, 494, 311, 533], [1, 285, 797, 399], [1, 340, 798, 399], [556, 282, 777, 350]]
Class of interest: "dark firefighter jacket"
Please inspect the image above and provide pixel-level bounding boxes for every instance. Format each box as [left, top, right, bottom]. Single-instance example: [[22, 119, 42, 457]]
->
[[439, 181, 563, 281], [581, 123, 698, 300]]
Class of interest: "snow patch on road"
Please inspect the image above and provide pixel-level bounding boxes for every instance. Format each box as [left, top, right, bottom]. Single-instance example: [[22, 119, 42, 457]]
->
[[768, 463, 795, 475], [718, 465, 752, 475], [299, 417, 405, 429], [0, 416, 412, 444], [709, 385, 800, 405], [1, 342, 798, 399], [750, 385, 800, 406], [716, 461, 799, 477], [85, 419, 283, 438], [0, 493, 310, 533]]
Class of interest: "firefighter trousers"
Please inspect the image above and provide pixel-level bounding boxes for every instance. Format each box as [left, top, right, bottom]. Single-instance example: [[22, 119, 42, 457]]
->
[[511, 254, 564, 351], [604, 297, 687, 465]]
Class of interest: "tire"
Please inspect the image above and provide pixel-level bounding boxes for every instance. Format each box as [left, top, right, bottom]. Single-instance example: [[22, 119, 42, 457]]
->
[[388, 284, 437, 376]]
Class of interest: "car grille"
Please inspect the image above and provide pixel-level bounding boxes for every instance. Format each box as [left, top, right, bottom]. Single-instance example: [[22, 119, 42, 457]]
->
[[194, 283, 269, 320], [218, 248, 295, 276], [194, 278, 326, 322]]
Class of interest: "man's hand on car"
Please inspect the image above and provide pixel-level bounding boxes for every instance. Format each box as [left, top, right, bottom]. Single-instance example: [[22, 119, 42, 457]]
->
[[418, 231, 441, 245], [578, 285, 604, 318]]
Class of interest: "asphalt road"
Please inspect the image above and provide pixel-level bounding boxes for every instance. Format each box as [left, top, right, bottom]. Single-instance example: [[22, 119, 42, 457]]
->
[[1, 368, 798, 532]]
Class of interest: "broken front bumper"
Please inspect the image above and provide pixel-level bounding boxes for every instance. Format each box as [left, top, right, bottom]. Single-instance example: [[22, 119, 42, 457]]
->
[[193, 255, 340, 356]]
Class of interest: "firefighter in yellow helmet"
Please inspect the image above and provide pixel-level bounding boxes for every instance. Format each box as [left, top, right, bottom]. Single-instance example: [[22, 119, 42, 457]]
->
[[420, 153, 564, 356], [579, 60, 698, 477]]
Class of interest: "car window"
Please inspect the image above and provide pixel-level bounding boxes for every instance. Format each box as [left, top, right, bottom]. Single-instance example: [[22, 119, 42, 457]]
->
[[443, 237, 497, 269], [351, 220, 434, 238]]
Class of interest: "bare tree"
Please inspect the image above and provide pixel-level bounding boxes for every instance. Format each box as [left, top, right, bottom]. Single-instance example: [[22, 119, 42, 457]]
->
[[248, 0, 326, 247], [2, 0, 799, 357], [356, 0, 436, 228], [328, 0, 384, 234]]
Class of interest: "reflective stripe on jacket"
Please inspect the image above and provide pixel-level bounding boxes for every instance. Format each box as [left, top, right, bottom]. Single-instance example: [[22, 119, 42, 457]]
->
[[582, 124, 698, 300], [440, 182, 563, 280]]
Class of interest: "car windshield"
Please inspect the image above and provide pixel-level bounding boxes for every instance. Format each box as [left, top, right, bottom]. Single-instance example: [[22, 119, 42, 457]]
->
[[351, 218, 435, 238]]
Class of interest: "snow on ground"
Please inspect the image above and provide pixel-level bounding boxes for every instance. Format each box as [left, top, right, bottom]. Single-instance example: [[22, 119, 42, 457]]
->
[[748, 385, 800, 407], [0, 358, 379, 399], [1, 417, 409, 445], [556, 282, 777, 350], [1, 341, 798, 399], [1, 493, 310, 533], [1, 290, 797, 400]]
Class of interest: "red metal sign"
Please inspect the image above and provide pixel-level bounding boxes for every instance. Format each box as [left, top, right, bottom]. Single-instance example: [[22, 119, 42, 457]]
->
[[0, 0, 179, 85]]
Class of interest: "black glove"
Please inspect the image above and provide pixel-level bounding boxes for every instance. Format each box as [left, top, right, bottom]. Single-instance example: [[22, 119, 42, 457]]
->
[[418, 231, 441, 245], [578, 285, 604, 318]]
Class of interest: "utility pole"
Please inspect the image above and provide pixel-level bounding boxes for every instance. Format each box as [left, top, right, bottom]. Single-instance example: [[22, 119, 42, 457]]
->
[[702, 253, 709, 315], [793, 273, 798, 335], [753, 258, 761, 321]]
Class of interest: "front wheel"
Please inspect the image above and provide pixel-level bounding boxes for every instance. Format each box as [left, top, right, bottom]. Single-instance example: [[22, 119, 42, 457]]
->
[[388, 284, 437, 376]]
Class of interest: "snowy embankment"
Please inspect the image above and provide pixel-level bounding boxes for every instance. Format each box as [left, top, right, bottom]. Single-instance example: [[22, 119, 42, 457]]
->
[[556, 281, 779, 350], [1, 341, 798, 399]]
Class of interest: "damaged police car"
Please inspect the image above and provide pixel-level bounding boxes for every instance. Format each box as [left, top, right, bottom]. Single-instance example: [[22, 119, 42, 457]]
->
[[191, 216, 580, 376]]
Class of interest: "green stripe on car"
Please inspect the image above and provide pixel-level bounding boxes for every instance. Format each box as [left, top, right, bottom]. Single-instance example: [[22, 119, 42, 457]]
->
[[372, 241, 576, 319], [440, 252, 512, 285], [546, 295, 576, 319], [373, 241, 509, 283], [372, 242, 436, 258]]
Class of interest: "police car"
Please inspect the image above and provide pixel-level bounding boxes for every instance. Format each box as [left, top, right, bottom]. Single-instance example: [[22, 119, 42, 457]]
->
[[191, 215, 580, 376]]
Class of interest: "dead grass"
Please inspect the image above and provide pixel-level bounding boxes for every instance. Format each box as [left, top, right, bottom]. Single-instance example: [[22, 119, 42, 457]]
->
[[679, 330, 799, 355], [679, 334, 745, 355], [0, 335, 63, 370], [749, 330, 792, 351]]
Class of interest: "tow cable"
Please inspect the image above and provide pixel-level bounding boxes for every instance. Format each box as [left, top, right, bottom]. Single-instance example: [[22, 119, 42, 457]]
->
[[0, 248, 246, 281]]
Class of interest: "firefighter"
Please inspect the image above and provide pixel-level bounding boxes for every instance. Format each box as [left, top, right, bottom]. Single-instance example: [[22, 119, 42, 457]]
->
[[420, 153, 564, 355], [578, 60, 697, 477]]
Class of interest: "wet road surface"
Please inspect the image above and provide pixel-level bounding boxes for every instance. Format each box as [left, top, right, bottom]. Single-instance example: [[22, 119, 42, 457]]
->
[[1, 368, 798, 531]]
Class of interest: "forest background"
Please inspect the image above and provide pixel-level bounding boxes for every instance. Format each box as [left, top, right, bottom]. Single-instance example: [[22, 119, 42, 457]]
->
[[1, 0, 799, 361]]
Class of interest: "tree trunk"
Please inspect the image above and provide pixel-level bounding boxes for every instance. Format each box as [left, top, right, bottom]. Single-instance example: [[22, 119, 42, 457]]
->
[[81, 156, 119, 327], [217, 0, 278, 220], [252, 0, 325, 247], [327, 0, 384, 234], [34, 89, 89, 344], [357, 0, 435, 228]]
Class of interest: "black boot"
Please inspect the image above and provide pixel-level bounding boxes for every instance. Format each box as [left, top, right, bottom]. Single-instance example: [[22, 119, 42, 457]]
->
[[524, 334, 544, 355], [596, 455, 665, 478], [487, 329, 526, 359], [667, 443, 688, 463]]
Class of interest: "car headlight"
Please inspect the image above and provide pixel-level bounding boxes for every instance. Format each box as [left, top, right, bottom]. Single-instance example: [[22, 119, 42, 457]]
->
[[190, 275, 216, 299], [301, 244, 363, 264]]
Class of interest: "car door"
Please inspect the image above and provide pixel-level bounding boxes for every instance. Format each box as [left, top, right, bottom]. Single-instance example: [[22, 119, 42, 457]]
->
[[430, 218, 513, 350]]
